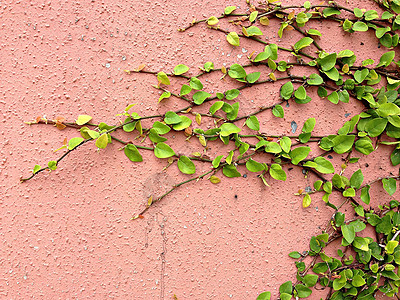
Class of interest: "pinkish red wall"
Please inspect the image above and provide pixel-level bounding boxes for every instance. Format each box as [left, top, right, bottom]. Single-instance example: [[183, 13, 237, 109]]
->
[[0, 0, 397, 299]]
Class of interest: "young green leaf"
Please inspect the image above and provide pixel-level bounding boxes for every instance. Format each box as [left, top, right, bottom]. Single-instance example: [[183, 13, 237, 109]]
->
[[303, 194, 312, 208], [189, 77, 203, 90], [154, 142, 175, 158], [158, 91, 171, 102], [173, 64, 189, 75], [177, 156, 196, 174], [207, 16, 219, 26], [280, 81, 294, 100], [224, 6, 236, 15], [157, 71, 170, 85], [124, 144, 143, 162], [382, 178, 397, 195], [48, 161, 57, 170], [180, 84, 192, 96], [293, 37, 314, 52], [219, 123, 241, 136], [228, 64, 246, 79], [193, 91, 211, 105], [95, 134, 108, 149], [223, 164, 241, 178], [76, 114, 92, 125], [68, 137, 84, 150], [227, 32, 240, 46], [290, 147, 311, 165], [272, 105, 284, 118], [246, 159, 265, 172], [269, 164, 286, 181], [33, 164, 41, 174], [246, 115, 260, 131]]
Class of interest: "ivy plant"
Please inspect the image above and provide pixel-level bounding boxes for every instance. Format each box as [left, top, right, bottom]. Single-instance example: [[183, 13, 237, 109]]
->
[[21, 0, 400, 299]]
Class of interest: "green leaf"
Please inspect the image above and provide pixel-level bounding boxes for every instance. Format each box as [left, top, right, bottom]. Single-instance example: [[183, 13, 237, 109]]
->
[[193, 91, 211, 105], [293, 37, 314, 52], [352, 21, 368, 32], [210, 101, 224, 115], [189, 77, 203, 90], [253, 51, 270, 62], [264, 142, 282, 154], [173, 64, 189, 75], [314, 180, 323, 191], [295, 86, 306, 100], [303, 194, 311, 208], [343, 187, 355, 197], [353, 7, 364, 18], [223, 164, 241, 178], [124, 144, 143, 162], [207, 16, 219, 26], [289, 251, 301, 259], [226, 150, 234, 165], [366, 118, 387, 137], [152, 121, 171, 135], [355, 137, 374, 155], [279, 281, 293, 295], [360, 185, 371, 204], [272, 105, 284, 118], [220, 123, 241, 137], [323, 67, 339, 81], [290, 147, 311, 165], [350, 169, 364, 189], [227, 32, 240, 46], [48, 161, 57, 170], [180, 84, 192, 96], [164, 111, 182, 125], [333, 135, 355, 154], [256, 292, 271, 300], [243, 26, 263, 36], [295, 284, 312, 298], [157, 71, 170, 85], [313, 157, 335, 174], [249, 11, 258, 23], [203, 62, 214, 72], [280, 81, 294, 100], [307, 73, 323, 85], [95, 134, 108, 149], [269, 164, 286, 181], [33, 164, 41, 174], [224, 5, 236, 15], [341, 224, 355, 243], [76, 114, 92, 125], [246, 115, 260, 131], [302, 118, 316, 133], [149, 129, 167, 143], [212, 155, 223, 168], [246, 159, 265, 172], [383, 178, 397, 195], [158, 91, 171, 102], [377, 103, 400, 118], [177, 156, 196, 174], [280, 137, 291, 153], [323, 7, 340, 17], [172, 115, 192, 131], [246, 72, 261, 83], [327, 91, 339, 104], [377, 51, 396, 68], [318, 53, 337, 72], [228, 64, 246, 79], [364, 10, 378, 21], [154, 142, 175, 158], [307, 29, 321, 36], [391, 149, 400, 166], [225, 89, 240, 100], [68, 137, 84, 150]]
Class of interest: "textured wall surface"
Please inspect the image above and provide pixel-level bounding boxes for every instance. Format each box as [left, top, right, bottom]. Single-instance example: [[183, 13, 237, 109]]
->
[[0, 0, 397, 299]]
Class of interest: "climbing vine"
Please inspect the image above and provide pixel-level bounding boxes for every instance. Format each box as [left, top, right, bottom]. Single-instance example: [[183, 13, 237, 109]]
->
[[21, 0, 400, 298]]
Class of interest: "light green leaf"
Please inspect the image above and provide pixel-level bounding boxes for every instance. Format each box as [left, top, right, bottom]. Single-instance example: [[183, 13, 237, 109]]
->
[[350, 169, 363, 189], [189, 77, 203, 90], [152, 121, 171, 135], [256, 292, 271, 300], [295, 284, 312, 298], [172, 115, 192, 131], [290, 147, 311, 165], [313, 157, 335, 174], [164, 111, 181, 125], [383, 178, 397, 195], [154, 142, 175, 158], [180, 84, 192, 96], [157, 71, 170, 85], [193, 91, 211, 105], [246, 72, 261, 83], [225, 89, 240, 100], [95, 134, 108, 149], [280, 81, 294, 100], [227, 32, 240, 46], [228, 64, 246, 79], [294, 37, 314, 52], [33, 164, 41, 174], [303, 194, 311, 208], [341, 224, 355, 243], [207, 16, 219, 26], [76, 114, 93, 125], [68, 137, 84, 150], [318, 53, 337, 71], [224, 6, 236, 15], [323, 7, 340, 17], [307, 73, 323, 85], [158, 91, 171, 102], [223, 164, 241, 178], [212, 155, 223, 168], [355, 137, 374, 155], [243, 26, 263, 36], [307, 29, 321, 36], [377, 51, 395, 68], [246, 159, 265, 172], [352, 21, 368, 32], [343, 187, 355, 197], [48, 161, 57, 170], [272, 105, 284, 118], [220, 123, 241, 136], [253, 51, 270, 62], [177, 156, 196, 174], [210, 101, 224, 115], [280, 137, 291, 153], [269, 164, 286, 181], [246, 115, 260, 131], [360, 185, 371, 204], [173, 64, 189, 75], [124, 144, 143, 162], [333, 135, 355, 154]]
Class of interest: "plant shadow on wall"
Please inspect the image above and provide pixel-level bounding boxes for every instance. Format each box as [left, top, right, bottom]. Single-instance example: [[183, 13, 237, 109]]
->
[[20, 0, 400, 299]]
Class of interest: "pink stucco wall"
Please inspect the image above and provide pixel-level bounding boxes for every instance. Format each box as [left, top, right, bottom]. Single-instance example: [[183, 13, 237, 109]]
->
[[0, 0, 398, 299]]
